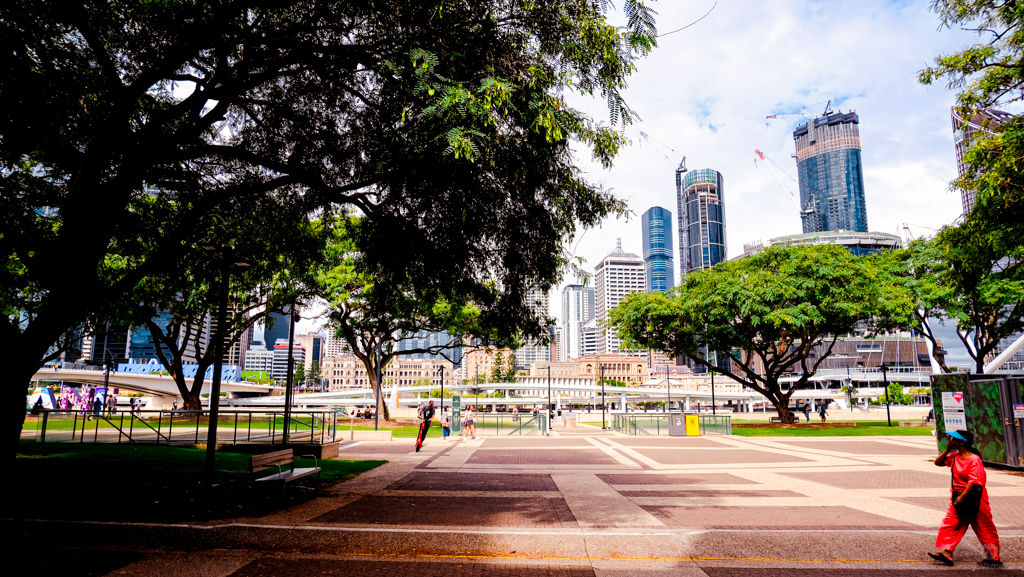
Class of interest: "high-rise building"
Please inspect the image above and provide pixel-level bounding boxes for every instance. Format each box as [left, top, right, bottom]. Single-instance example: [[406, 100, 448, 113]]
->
[[323, 329, 350, 357], [677, 168, 727, 274], [396, 330, 463, 368], [794, 111, 868, 233], [262, 310, 292, 349], [580, 319, 599, 357], [295, 333, 325, 370], [89, 321, 131, 365], [594, 239, 645, 354], [244, 342, 274, 374], [560, 284, 595, 360], [641, 206, 675, 292], [515, 287, 552, 367], [271, 338, 306, 381], [951, 107, 1013, 214], [552, 326, 564, 362]]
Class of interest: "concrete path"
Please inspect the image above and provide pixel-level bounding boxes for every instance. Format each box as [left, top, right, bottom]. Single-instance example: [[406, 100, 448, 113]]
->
[[16, 426, 1024, 576]]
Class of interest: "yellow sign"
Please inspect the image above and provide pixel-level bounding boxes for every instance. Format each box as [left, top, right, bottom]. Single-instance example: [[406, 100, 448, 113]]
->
[[685, 414, 700, 436]]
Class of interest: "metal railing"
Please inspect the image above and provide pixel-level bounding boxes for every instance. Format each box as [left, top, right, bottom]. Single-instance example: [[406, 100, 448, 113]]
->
[[471, 414, 548, 436], [612, 413, 732, 436], [25, 409, 338, 445]]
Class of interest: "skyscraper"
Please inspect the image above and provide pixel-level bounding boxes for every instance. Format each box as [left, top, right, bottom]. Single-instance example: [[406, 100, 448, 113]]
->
[[951, 107, 1013, 214], [641, 206, 675, 292], [594, 239, 645, 354], [515, 286, 552, 367], [677, 168, 727, 274], [262, 310, 291, 348], [794, 111, 868, 233], [561, 284, 595, 360]]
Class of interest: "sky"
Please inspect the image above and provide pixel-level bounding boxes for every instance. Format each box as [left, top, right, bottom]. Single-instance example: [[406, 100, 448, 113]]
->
[[285, 0, 984, 353]]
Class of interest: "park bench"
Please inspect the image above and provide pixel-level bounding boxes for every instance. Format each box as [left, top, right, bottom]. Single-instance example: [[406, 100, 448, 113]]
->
[[769, 417, 785, 423], [249, 448, 321, 496]]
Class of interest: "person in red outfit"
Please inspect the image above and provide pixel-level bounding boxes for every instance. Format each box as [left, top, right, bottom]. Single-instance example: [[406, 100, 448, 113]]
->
[[929, 430, 1002, 568]]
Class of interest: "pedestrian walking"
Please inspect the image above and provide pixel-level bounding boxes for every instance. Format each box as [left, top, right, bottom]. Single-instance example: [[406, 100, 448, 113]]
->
[[91, 395, 103, 421], [929, 430, 1002, 567], [464, 405, 477, 440], [512, 406, 519, 424], [817, 403, 828, 422], [415, 400, 435, 452], [440, 408, 451, 442], [106, 393, 116, 416], [802, 404, 811, 423]]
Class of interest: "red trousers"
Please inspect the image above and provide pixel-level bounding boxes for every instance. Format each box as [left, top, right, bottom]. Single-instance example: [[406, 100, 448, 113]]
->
[[935, 491, 1000, 560]]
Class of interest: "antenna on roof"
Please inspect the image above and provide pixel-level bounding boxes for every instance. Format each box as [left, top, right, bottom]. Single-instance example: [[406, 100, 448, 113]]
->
[[615, 237, 623, 252]]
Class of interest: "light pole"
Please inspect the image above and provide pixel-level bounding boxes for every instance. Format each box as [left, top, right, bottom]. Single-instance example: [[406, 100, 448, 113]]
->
[[880, 364, 892, 427], [283, 302, 297, 444], [710, 365, 717, 416], [438, 365, 444, 411], [665, 364, 671, 413], [600, 364, 607, 429], [546, 366, 551, 436]]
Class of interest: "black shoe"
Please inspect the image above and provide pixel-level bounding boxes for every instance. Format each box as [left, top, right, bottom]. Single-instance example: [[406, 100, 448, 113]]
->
[[928, 552, 954, 566], [415, 445, 420, 452], [978, 558, 1003, 568]]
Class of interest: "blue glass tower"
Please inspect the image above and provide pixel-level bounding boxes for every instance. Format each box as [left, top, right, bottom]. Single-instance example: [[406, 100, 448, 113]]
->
[[641, 206, 674, 292], [676, 168, 727, 274], [794, 111, 868, 233]]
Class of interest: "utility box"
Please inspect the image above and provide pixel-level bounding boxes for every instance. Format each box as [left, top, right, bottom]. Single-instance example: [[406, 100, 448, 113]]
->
[[930, 373, 1024, 469], [669, 413, 701, 436]]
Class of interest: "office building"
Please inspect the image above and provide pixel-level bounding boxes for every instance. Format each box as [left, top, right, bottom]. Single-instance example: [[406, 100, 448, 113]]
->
[[395, 330, 463, 368], [594, 239, 646, 354], [794, 111, 868, 233], [580, 319, 599, 357], [244, 342, 274, 374], [734, 230, 901, 259], [560, 284, 595, 360], [323, 329, 350, 357], [88, 322, 131, 365], [515, 287, 552, 367], [677, 168, 727, 274], [295, 333, 325, 370], [552, 326, 564, 362], [952, 107, 1014, 214], [262, 310, 292, 350], [271, 339, 305, 381], [641, 206, 675, 292]]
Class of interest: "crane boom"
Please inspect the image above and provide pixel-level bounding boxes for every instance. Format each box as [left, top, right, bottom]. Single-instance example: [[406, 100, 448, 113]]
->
[[755, 149, 801, 210]]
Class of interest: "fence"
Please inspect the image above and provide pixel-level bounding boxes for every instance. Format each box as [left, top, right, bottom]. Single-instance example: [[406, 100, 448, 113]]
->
[[25, 409, 338, 445], [613, 413, 731, 436], [472, 414, 548, 436]]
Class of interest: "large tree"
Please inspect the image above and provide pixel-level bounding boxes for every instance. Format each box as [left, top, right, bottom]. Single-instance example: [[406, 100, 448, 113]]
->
[[608, 245, 912, 423], [1, 0, 653, 454]]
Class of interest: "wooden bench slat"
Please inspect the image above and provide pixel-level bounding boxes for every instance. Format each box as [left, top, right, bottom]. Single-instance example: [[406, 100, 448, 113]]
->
[[256, 467, 320, 483]]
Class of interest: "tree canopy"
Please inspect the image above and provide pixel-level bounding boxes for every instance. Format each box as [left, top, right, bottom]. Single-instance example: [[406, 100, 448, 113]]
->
[[608, 245, 912, 423], [1, 0, 655, 452]]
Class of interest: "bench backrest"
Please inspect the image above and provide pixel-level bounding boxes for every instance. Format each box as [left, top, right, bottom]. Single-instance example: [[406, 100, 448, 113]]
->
[[250, 448, 294, 473]]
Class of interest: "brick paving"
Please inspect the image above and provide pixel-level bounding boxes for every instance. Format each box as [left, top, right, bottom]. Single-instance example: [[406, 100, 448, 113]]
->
[[482, 438, 595, 448], [231, 559, 597, 576], [641, 505, 922, 529], [773, 440, 938, 455], [598, 473, 759, 485], [618, 489, 805, 498], [608, 437, 732, 448], [633, 448, 813, 465], [311, 495, 578, 527], [702, 570, 1024, 577], [467, 449, 621, 465], [887, 495, 1024, 527], [388, 472, 559, 492], [778, 469, 1012, 490]]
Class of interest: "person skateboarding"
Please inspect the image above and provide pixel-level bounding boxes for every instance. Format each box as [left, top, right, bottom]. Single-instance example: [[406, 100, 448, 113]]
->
[[415, 400, 435, 452], [929, 430, 1002, 567]]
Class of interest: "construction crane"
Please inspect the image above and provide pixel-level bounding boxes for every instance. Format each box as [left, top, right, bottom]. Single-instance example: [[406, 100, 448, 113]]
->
[[754, 149, 812, 219], [766, 100, 832, 120]]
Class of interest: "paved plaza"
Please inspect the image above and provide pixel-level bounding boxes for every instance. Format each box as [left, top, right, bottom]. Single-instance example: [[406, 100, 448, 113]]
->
[[17, 425, 1024, 575]]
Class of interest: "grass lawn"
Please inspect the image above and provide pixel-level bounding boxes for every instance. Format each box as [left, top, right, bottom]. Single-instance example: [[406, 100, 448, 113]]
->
[[732, 420, 935, 437], [15, 441, 384, 523]]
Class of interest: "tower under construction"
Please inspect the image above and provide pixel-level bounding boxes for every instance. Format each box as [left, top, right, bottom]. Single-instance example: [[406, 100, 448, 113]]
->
[[793, 111, 868, 233]]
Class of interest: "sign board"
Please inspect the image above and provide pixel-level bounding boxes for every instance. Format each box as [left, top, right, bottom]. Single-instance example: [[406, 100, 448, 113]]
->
[[1013, 403, 1024, 419], [942, 391, 967, 432], [452, 395, 461, 432]]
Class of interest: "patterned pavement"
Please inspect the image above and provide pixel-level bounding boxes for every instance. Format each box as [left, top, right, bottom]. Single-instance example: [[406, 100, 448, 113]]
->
[[33, 424, 1024, 575]]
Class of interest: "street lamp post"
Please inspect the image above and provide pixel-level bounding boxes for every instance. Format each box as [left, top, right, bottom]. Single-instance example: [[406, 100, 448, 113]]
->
[[666, 364, 671, 413], [600, 364, 607, 430], [880, 364, 892, 427], [710, 366, 717, 416], [283, 302, 297, 444], [438, 365, 444, 411], [546, 366, 551, 437]]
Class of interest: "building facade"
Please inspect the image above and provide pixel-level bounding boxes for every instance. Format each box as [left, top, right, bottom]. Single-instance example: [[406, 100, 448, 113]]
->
[[580, 319, 599, 357], [677, 168, 727, 274], [323, 329, 350, 358], [794, 111, 868, 233], [734, 230, 901, 259], [271, 339, 305, 381], [514, 287, 552, 367], [295, 333, 325, 371], [594, 240, 646, 354], [641, 206, 675, 292], [578, 354, 649, 387], [560, 284, 595, 361], [244, 342, 274, 375], [952, 107, 1014, 214]]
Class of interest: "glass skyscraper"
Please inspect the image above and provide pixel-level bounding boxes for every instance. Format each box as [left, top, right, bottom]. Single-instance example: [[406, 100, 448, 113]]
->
[[793, 111, 868, 233], [676, 168, 727, 274], [641, 206, 674, 292]]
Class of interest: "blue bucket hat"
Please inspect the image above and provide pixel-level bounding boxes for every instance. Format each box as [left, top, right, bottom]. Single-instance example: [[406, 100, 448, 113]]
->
[[946, 430, 968, 443]]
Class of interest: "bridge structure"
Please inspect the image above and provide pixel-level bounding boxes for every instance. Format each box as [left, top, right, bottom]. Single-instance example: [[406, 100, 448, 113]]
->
[[30, 368, 282, 407]]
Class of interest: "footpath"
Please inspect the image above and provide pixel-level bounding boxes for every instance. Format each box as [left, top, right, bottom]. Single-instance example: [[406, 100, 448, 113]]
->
[[12, 424, 1024, 576]]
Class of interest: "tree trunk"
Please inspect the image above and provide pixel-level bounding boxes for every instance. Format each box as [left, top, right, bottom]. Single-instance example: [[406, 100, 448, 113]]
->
[[369, 371, 391, 422], [3, 323, 70, 462], [768, 395, 798, 424]]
